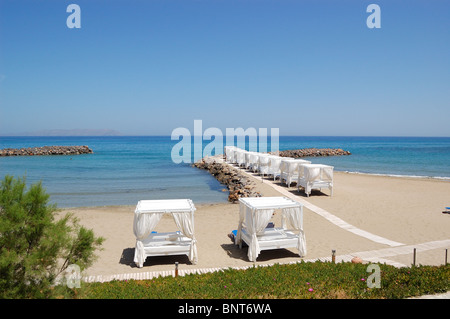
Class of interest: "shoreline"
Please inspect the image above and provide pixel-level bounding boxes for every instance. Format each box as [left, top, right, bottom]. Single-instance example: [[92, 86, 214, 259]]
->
[[339, 170, 450, 182], [56, 170, 450, 210]]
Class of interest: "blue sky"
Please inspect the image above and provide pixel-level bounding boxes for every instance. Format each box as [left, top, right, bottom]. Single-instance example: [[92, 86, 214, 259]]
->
[[0, 0, 449, 136]]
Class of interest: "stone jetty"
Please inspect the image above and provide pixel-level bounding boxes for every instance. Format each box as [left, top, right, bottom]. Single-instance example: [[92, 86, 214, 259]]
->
[[193, 148, 351, 203], [0, 145, 93, 156], [274, 148, 351, 158], [193, 156, 261, 203]]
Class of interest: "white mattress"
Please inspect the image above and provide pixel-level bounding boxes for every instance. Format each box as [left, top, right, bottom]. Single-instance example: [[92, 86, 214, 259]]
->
[[142, 232, 193, 257], [142, 232, 192, 247], [240, 227, 298, 249]]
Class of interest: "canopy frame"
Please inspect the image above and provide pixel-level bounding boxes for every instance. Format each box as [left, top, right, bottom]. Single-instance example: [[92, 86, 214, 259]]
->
[[133, 199, 198, 268], [297, 163, 334, 197], [236, 196, 306, 262]]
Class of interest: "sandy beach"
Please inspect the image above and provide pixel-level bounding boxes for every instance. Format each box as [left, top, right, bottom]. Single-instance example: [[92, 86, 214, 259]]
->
[[58, 170, 450, 280]]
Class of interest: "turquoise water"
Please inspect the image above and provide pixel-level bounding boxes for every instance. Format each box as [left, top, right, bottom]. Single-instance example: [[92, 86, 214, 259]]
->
[[276, 136, 450, 179], [0, 136, 449, 208]]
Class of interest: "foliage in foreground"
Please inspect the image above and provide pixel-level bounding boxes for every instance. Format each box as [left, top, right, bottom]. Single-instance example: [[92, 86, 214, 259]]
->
[[0, 176, 104, 298], [64, 261, 449, 299]]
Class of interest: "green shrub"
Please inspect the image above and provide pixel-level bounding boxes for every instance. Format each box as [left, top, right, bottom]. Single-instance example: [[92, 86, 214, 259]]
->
[[0, 175, 104, 298], [80, 261, 449, 299]]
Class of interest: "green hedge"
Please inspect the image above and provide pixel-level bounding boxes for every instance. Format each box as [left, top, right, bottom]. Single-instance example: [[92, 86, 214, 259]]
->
[[60, 261, 449, 299]]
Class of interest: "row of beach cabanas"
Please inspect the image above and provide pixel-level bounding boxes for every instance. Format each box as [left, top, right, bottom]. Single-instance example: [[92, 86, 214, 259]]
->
[[224, 146, 334, 197], [131, 146, 334, 268]]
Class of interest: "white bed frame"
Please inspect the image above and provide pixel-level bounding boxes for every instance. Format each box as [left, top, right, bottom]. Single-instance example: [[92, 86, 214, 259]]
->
[[239, 227, 299, 251], [140, 231, 193, 260]]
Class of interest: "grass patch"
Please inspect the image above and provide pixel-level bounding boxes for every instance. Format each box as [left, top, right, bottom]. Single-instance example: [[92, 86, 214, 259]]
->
[[55, 261, 449, 299]]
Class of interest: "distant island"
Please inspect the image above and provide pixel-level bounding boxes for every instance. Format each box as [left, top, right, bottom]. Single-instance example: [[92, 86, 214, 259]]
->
[[2, 129, 122, 136]]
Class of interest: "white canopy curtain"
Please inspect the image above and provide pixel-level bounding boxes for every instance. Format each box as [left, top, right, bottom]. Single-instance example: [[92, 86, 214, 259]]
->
[[268, 155, 282, 180], [281, 159, 311, 187], [249, 152, 260, 172], [172, 211, 198, 264], [133, 212, 164, 267], [236, 204, 274, 262], [306, 164, 333, 182], [236, 197, 306, 262], [236, 149, 246, 167], [224, 146, 237, 164], [279, 158, 292, 184], [133, 199, 198, 267], [281, 207, 307, 256], [258, 154, 271, 176], [244, 151, 253, 169]]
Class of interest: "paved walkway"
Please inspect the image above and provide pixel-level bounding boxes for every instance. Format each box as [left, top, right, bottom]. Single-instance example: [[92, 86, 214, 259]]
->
[[246, 168, 405, 247], [408, 291, 450, 299]]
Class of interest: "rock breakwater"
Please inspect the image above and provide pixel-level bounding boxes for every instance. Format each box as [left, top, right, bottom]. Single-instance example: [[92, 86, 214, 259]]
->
[[193, 156, 261, 203], [193, 148, 350, 202], [274, 148, 351, 158], [0, 145, 93, 156]]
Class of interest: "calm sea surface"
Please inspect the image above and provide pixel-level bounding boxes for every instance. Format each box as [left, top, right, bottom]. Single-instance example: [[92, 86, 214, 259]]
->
[[0, 136, 449, 208]]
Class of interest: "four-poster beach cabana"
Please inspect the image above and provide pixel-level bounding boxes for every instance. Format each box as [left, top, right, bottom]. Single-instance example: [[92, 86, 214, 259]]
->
[[235, 196, 306, 262], [133, 199, 198, 268]]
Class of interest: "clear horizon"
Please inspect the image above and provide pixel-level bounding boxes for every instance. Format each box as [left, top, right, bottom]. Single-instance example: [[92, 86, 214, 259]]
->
[[2, 132, 450, 138], [1, 0, 449, 137]]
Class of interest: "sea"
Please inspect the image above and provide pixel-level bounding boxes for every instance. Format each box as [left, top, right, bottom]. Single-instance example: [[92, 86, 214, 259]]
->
[[0, 136, 449, 208]]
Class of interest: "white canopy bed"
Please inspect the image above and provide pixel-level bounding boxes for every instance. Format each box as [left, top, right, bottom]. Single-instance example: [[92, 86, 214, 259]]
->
[[268, 155, 282, 181], [133, 199, 198, 268], [224, 146, 237, 164], [297, 164, 334, 197], [235, 196, 306, 262], [235, 148, 247, 167], [257, 154, 271, 176], [280, 158, 311, 187], [249, 152, 260, 172], [244, 151, 254, 169]]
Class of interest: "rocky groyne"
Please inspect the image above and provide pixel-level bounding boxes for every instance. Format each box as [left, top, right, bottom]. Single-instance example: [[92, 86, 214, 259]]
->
[[193, 148, 350, 203], [193, 156, 261, 203], [274, 148, 351, 158], [0, 145, 93, 156]]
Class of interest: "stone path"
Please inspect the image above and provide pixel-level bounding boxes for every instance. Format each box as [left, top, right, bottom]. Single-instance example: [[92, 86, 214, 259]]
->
[[249, 169, 405, 247]]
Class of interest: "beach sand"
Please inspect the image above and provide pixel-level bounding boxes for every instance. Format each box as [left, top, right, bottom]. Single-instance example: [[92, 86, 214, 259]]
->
[[58, 171, 450, 279]]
